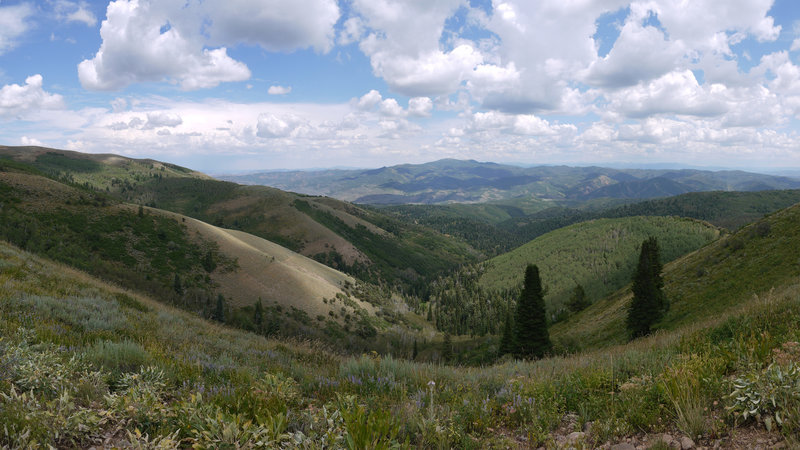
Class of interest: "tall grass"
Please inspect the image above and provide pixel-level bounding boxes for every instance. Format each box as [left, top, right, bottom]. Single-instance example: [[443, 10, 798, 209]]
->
[[2, 239, 800, 447]]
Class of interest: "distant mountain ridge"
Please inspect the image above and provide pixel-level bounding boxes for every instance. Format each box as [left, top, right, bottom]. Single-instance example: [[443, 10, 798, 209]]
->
[[220, 159, 800, 204]]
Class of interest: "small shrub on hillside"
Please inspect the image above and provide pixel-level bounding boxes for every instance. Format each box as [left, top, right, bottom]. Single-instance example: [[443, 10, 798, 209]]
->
[[338, 394, 404, 449], [85, 339, 150, 374], [727, 361, 800, 435]]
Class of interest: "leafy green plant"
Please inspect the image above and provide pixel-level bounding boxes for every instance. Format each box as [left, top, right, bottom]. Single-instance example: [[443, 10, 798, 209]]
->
[[727, 361, 800, 434], [338, 394, 404, 449]]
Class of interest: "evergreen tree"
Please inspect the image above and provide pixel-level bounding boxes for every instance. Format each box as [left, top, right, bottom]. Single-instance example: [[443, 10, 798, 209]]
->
[[498, 308, 514, 356], [173, 274, 182, 295], [254, 298, 264, 331], [441, 333, 453, 362], [214, 294, 226, 322], [626, 237, 668, 338], [513, 264, 551, 359], [567, 284, 591, 313]]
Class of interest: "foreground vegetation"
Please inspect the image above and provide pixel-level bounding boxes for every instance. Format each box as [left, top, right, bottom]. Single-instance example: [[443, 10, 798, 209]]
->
[[2, 147, 800, 448], [2, 233, 799, 447]]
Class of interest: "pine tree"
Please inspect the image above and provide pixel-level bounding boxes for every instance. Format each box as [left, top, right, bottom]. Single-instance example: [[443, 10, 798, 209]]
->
[[441, 333, 453, 362], [498, 308, 514, 356], [626, 237, 668, 338], [214, 294, 226, 322], [567, 284, 590, 313], [173, 274, 182, 295], [513, 264, 551, 359], [254, 298, 264, 332]]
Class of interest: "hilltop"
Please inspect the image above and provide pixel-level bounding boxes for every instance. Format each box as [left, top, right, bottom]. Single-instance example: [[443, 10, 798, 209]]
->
[[221, 158, 800, 204], [0, 158, 427, 349], [0, 146, 480, 293]]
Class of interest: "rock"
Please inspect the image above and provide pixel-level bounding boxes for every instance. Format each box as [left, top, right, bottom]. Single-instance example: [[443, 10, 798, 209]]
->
[[681, 436, 696, 449], [567, 431, 586, 444], [583, 421, 594, 434], [660, 433, 674, 445], [610, 444, 636, 450]]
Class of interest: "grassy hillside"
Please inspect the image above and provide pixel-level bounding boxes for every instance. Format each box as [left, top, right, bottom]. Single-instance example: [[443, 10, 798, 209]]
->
[[480, 216, 721, 317], [0, 147, 479, 292], [0, 164, 425, 349], [2, 237, 799, 447], [376, 190, 800, 257], [552, 202, 800, 350], [0, 169, 227, 306]]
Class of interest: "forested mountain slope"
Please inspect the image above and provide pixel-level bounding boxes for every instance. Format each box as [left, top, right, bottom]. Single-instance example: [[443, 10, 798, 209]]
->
[[551, 201, 800, 350], [0, 146, 480, 292]]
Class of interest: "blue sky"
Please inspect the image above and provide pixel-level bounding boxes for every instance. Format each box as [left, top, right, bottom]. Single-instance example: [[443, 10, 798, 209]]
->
[[1, 0, 799, 172]]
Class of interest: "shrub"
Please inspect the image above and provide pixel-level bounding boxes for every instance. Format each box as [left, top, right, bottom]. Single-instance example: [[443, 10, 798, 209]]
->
[[727, 361, 800, 435], [85, 339, 150, 374]]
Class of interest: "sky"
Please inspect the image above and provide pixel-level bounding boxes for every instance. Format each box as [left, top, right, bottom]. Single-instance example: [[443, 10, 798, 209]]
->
[[1, 0, 800, 172]]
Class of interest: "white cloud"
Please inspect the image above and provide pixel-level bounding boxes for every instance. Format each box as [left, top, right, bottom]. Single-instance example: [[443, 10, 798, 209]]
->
[[111, 97, 127, 112], [78, 0, 339, 91], [354, 90, 383, 110], [143, 111, 182, 129], [364, 42, 483, 97], [408, 97, 433, 117], [202, 0, 339, 53], [0, 75, 65, 118], [0, 3, 33, 54], [607, 70, 729, 118], [268, 85, 292, 95], [20, 136, 43, 146], [53, 1, 98, 27], [338, 16, 365, 46], [353, 0, 482, 97], [379, 98, 404, 117], [257, 113, 305, 138], [648, 0, 780, 48], [585, 10, 684, 88], [78, 0, 250, 91], [352, 90, 434, 118]]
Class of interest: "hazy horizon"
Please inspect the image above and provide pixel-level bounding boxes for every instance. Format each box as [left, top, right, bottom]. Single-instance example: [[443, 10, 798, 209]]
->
[[1, 0, 799, 172]]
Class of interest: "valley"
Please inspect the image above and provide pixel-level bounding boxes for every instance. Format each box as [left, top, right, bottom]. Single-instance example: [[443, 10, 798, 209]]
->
[[1, 146, 800, 448]]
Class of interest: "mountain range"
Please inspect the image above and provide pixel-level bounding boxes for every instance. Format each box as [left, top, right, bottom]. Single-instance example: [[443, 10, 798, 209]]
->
[[221, 158, 800, 204]]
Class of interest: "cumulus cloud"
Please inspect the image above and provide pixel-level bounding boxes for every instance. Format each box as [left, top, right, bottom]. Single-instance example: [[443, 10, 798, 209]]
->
[[202, 0, 339, 53], [257, 113, 304, 138], [0, 3, 34, 54], [408, 97, 433, 117], [353, 0, 483, 97], [352, 90, 434, 118], [379, 98, 404, 117], [607, 70, 729, 118], [467, 110, 575, 137], [0, 75, 65, 118], [143, 111, 182, 129], [338, 17, 365, 46], [79, 0, 339, 91], [268, 85, 292, 95], [354, 90, 383, 110], [20, 136, 43, 146], [78, 0, 250, 91], [585, 10, 684, 88]]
